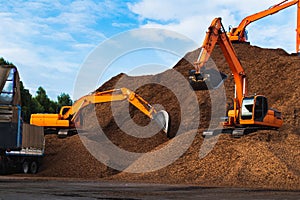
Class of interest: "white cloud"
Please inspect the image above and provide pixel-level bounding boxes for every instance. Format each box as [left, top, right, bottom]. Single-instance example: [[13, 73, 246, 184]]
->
[[0, 0, 114, 99], [0, 0, 298, 100], [128, 0, 298, 53], [128, 0, 283, 21], [112, 22, 135, 28]]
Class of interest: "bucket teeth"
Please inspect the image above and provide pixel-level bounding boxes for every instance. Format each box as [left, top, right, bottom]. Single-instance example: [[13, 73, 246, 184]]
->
[[189, 79, 209, 90]]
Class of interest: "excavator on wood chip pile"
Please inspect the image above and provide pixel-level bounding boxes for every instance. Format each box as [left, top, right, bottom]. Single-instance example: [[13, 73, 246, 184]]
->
[[227, 0, 300, 53], [30, 87, 169, 138], [189, 17, 283, 137]]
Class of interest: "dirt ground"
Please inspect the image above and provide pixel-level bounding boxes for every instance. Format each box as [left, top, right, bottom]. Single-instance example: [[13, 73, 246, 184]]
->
[[1, 178, 300, 200], [36, 43, 300, 190]]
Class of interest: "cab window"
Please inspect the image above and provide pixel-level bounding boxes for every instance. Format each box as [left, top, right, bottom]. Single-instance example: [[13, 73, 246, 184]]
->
[[241, 97, 254, 120], [0, 69, 14, 104]]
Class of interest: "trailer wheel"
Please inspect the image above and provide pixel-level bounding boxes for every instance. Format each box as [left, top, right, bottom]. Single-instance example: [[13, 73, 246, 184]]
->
[[0, 161, 7, 175], [22, 161, 30, 174], [30, 161, 38, 174]]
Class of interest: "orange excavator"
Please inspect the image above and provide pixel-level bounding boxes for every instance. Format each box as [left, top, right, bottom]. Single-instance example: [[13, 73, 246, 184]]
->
[[189, 17, 283, 137], [227, 0, 300, 53], [30, 88, 169, 137]]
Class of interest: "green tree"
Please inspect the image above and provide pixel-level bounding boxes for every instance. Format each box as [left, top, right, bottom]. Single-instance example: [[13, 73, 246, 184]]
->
[[33, 87, 72, 114], [49, 100, 58, 113], [34, 86, 51, 113], [20, 81, 32, 122], [20, 82, 45, 122], [57, 93, 72, 109], [30, 98, 44, 113], [0, 57, 12, 65]]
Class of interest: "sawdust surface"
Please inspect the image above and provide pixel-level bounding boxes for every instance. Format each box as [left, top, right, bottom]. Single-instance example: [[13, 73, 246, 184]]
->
[[36, 44, 300, 190]]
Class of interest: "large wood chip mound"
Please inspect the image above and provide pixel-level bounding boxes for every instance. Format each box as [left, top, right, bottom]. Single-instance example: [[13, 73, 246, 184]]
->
[[37, 44, 300, 190]]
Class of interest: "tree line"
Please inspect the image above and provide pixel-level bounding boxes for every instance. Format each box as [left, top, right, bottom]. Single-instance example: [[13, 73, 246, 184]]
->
[[20, 83, 72, 123]]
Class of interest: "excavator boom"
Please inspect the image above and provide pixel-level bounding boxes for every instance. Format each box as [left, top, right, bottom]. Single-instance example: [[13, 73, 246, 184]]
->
[[189, 18, 228, 90]]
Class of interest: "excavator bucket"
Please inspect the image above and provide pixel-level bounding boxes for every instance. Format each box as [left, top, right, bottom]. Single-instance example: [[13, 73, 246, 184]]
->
[[189, 69, 227, 91], [153, 110, 169, 134]]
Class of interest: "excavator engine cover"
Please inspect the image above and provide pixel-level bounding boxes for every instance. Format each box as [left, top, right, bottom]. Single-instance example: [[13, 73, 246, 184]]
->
[[189, 69, 227, 90]]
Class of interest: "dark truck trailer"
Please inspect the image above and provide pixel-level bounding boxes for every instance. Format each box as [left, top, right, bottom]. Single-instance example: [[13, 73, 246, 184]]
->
[[0, 105, 45, 175], [0, 65, 44, 174]]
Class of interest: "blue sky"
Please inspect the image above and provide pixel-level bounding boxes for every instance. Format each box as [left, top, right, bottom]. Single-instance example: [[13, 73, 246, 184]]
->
[[0, 0, 297, 100]]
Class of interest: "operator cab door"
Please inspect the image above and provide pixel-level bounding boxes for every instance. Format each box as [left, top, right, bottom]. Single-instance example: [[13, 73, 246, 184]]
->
[[240, 97, 254, 120], [240, 96, 268, 122], [253, 96, 268, 122]]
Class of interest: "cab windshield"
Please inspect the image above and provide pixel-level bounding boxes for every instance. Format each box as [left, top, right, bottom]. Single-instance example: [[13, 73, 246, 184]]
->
[[0, 69, 14, 104], [241, 97, 254, 120]]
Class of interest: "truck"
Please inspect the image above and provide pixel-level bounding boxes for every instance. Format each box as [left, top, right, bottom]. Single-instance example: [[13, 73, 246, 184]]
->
[[0, 65, 45, 174]]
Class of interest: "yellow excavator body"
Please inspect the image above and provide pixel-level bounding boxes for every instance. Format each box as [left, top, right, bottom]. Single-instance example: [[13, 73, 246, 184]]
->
[[30, 88, 169, 137]]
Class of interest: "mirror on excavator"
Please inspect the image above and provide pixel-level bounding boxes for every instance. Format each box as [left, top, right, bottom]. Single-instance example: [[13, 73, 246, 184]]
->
[[189, 68, 227, 90]]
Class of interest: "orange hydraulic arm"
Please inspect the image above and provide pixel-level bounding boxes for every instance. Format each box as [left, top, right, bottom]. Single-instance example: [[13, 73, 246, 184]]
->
[[65, 87, 157, 124], [195, 18, 247, 113], [30, 87, 169, 134], [228, 0, 300, 53]]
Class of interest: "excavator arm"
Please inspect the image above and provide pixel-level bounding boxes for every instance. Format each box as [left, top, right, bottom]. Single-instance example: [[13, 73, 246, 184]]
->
[[30, 87, 169, 136], [68, 88, 154, 121], [191, 18, 246, 120], [68, 88, 168, 133], [228, 0, 300, 53]]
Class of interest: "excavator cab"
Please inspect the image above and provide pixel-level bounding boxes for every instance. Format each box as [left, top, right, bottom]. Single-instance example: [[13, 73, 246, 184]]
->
[[240, 96, 268, 121], [189, 68, 227, 90], [239, 95, 283, 128]]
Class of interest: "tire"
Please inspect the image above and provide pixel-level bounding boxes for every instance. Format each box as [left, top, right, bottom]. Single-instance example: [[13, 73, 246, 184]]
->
[[22, 161, 30, 174], [30, 161, 38, 174], [0, 161, 7, 175]]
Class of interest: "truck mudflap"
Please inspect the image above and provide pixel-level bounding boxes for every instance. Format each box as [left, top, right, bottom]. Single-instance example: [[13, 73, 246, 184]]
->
[[22, 123, 44, 150]]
